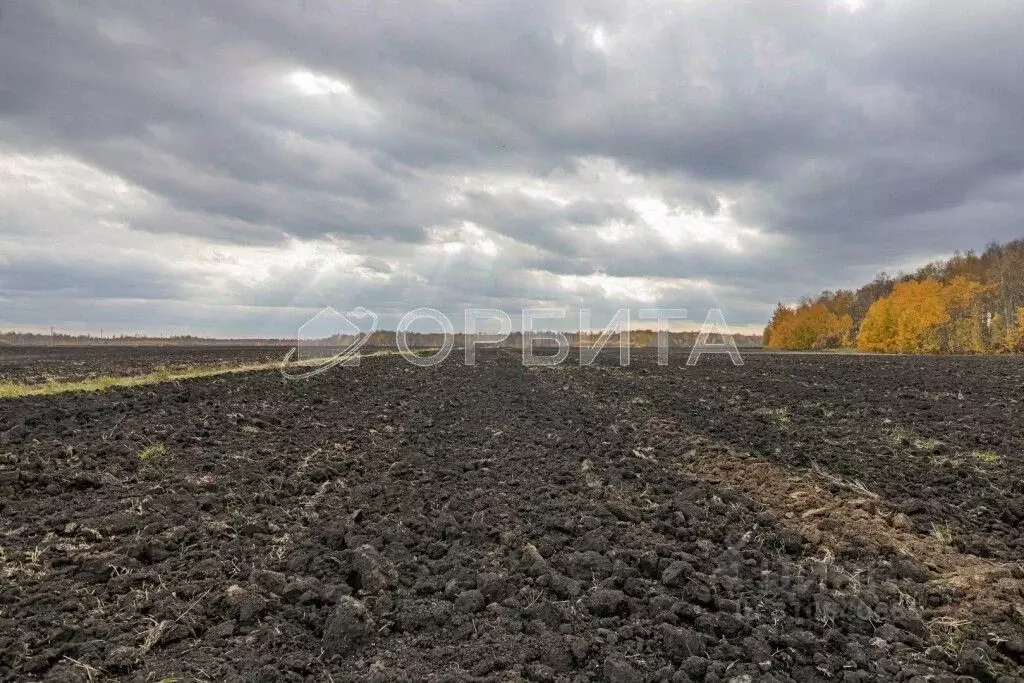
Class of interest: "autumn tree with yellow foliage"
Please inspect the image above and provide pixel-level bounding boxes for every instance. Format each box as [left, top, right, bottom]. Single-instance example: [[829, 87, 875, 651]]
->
[[764, 301, 852, 350], [855, 277, 990, 353], [1015, 306, 1024, 352], [764, 240, 1024, 354]]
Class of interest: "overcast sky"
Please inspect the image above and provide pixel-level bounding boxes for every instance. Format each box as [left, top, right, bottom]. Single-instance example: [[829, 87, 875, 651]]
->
[[2, 0, 1023, 337]]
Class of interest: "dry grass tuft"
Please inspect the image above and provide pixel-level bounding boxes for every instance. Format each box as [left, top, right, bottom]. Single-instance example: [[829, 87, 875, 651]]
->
[[138, 444, 168, 462], [968, 449, 999, 464]]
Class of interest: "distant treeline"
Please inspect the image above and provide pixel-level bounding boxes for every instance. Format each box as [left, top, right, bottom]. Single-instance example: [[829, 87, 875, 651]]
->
[[2, 329, 763, 348], [764, 240, 1024, 353], [0, 332, 292, 347]]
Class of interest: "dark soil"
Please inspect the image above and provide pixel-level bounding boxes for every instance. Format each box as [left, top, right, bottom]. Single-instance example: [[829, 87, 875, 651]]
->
[[584, 352, 1024, 563], [0, 349, 1022, 681]]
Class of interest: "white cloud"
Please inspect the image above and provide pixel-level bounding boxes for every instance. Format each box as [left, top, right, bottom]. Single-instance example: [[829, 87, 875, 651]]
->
[[289, 70, 353, 96]]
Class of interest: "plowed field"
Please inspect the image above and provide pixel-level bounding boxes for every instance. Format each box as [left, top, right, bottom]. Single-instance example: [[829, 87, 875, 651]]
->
[[1, 349, 1023, 681]]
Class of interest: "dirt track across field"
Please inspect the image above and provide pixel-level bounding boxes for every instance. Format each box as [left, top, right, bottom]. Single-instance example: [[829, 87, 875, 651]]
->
[[1, 349, 1023, 681]]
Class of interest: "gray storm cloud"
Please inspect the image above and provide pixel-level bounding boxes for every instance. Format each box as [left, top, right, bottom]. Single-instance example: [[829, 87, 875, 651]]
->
[[1, 0, 1022, 335]]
